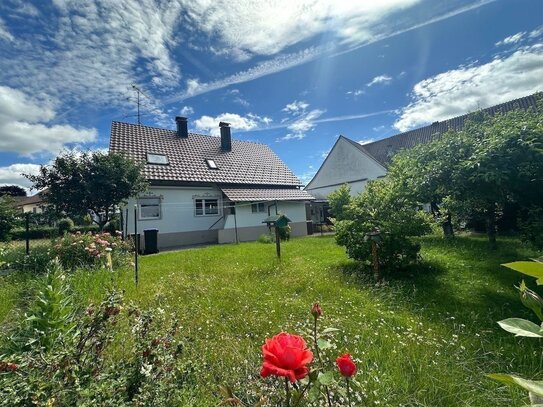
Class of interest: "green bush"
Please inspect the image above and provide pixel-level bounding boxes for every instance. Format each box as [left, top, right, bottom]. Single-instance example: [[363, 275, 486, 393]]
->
[[58, 217, 74, 235], [257, 233, 273, 244], [277, 225, 291, 241], [103, 216, 120, 234], [0, 196, 18, 242], [0, 267, 186, 406], [10, 225, 99, 240], [335, 179, 431, 274]]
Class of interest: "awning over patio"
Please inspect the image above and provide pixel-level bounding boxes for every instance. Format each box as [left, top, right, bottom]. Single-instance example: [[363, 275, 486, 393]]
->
[[220, 187, 315, 202]]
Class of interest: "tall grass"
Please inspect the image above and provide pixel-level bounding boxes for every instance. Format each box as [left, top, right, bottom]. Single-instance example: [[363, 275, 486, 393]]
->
[[1, 235, 540, 405]]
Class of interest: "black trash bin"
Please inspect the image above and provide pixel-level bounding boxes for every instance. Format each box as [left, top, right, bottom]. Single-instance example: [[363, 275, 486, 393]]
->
[[143, 229, 159, 254]]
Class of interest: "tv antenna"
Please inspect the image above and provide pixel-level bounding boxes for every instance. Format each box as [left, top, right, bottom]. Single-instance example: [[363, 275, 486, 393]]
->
[[130, 84, 149, 125]]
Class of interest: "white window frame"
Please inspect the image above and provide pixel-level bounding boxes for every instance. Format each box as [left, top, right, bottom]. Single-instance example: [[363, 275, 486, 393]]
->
[[146, 153, 169, 165], [194, 197, 221, 217], [138, 197, 162, 220]]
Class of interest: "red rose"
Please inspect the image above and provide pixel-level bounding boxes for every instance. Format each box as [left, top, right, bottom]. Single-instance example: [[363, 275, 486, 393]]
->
[[311, 303, 322, 318], [260, 333, 313, 382], [336, 354, 357, 377]]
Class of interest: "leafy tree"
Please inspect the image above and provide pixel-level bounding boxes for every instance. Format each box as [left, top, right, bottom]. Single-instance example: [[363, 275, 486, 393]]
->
[[26, 151, 148, 229], [335, 178, 432, 275], [327, 183, 352, 222], [388, 95, 543, 249], [0, 195, 19, 241], [0, 185, 26, 197]]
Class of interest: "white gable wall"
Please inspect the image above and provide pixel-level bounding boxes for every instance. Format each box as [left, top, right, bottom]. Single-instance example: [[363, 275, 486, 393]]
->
[[305, 137, 387, 199]]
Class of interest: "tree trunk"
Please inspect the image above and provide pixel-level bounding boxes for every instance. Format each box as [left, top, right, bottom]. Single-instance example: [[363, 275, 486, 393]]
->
[[486, 205, 497, 250], [442, 212, 454, 238], [371, 240, 380, 283]]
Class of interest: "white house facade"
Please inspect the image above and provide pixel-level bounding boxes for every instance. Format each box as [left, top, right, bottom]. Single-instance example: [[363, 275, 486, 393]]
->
[[110, 118, 314, 250]]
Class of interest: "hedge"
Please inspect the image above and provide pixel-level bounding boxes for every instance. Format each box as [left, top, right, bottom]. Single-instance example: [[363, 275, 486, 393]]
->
[[10, 225, 100, 240]]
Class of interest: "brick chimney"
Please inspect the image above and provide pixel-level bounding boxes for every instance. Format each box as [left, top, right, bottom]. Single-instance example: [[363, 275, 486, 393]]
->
[[175, 116, 188, 138], [219, 122, 231, 152]]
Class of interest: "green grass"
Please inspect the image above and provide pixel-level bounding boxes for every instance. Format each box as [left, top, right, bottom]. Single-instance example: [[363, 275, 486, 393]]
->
[[1, 235, 541, 405]]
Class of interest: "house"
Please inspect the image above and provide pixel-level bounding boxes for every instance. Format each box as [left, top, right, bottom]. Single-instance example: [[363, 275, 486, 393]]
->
[[305, 93, 541, 223], [109, 117, 314, 250], [17, 191, 46, 214]]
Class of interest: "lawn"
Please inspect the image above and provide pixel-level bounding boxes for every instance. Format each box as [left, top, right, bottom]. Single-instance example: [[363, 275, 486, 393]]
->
[[0, 235, 540, 406]]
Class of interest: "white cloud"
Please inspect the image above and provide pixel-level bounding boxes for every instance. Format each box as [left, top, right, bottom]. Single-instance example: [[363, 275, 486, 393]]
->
[[496, 32, 526, 47], [182, 0, 420, 58], [359, 138, 375, 145], [180, 106, 194, 116], [0, 86, 97, 156], [367, 75, 392, 87], [282, 100, 309, 114], [346, 89, 365, 97], [277, 108, 325, 142], [0, 17, 14, 42], [193, 112, 270, 136], [0, 163, 42, 190], [394, 44, 543, 132]]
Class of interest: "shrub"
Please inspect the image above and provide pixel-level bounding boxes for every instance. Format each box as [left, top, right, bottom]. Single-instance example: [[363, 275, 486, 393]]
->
[[0, 244, 53, 273], [0, 196, 18, 242], [335, 179, 431, 275], [9, 225, 99, 240], [277, 225, 291, 241], [58, 217, 74, 235], [257, 233, 273, 244], [52, 231, 131, 271], [519, 206, 543, 251], [0, 267, 185, 406], [327, 183, 352, 222], [103, 216, 120, 234]]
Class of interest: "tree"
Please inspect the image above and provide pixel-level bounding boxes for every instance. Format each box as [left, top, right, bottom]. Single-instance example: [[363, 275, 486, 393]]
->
[[327, 184, 352, 222], [388, 95, 543, 249], [0, 195, 18, 241], [0, 185, 27, 197], [26, 151, 148, 229]]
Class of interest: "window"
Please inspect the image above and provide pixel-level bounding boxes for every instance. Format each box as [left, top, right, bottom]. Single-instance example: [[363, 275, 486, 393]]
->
[[138, 197, 161, 220], [147, 153, 168, 165], [205, 159, 218, 169], [251, 202, 265, 213], [194, 198, 220, 216]]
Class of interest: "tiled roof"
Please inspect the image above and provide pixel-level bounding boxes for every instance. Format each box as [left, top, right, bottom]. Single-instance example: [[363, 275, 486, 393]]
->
[[109, 122, 301, 186], [17, 192, 44, 206], [361, 93, 541, 166], [220, 187, 314, 202]]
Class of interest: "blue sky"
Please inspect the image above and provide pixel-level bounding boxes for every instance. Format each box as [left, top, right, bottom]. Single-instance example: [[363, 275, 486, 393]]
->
[[0, 0, 542, 191]]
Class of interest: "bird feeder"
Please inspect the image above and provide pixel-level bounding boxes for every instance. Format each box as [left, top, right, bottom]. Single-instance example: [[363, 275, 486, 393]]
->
[[262, 214, 292, 258]]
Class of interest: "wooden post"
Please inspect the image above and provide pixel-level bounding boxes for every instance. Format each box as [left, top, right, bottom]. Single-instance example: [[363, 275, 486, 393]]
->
[[134, 204, 139, 287], [371, 240, 380, 283], [275, 226, 281, 258], [25, 212, 30, 256]]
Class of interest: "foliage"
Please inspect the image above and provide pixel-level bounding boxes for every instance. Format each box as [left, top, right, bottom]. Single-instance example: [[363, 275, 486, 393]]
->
[[0, 269, 185, 406], [490, 258, 543, 405], [327, 184, 352, 222], [335, 178, 431, 272], [58, 217, 74, 235], [277, 225, 291, 241], [26, 151, 148, 229], [9, 224, 99, 241], [0, 185, 26, 197], [519, 207, 543, 251], [52, 231, 131, 271], [103, 216, 121, 235], [257, 234, 273, 244], [388, 95, 543, 247], [0, 196, 18, 242]]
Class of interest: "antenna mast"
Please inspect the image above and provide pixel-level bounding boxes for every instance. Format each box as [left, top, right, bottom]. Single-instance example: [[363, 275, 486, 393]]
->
[[131, 84, 147, 125]]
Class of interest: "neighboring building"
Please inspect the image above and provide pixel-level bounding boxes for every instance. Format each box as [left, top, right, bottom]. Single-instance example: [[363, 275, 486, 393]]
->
[[305, 93, 541, 223], [109, 118, 314, 250], [17, 192, 46, 214]]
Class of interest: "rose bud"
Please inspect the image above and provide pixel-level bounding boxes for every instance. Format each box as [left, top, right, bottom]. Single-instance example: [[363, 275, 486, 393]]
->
[[336, 354, 357, 378], [6, 363, 18, 371], [311, 303, 322, 318]]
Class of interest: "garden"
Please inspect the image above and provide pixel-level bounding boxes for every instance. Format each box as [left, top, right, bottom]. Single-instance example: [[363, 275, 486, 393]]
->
[[1, 98, 542, 405]]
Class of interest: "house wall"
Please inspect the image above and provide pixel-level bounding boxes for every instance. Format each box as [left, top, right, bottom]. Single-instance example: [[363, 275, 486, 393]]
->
[[219, 200, 308, 244], [305, 137, 387, 199], [123, 186, 225, 249], [22, 203, 44, 214]]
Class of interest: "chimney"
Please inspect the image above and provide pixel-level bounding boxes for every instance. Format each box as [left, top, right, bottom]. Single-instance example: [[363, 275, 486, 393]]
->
[[219, 121, 231, 152], [175, 116, 188, 138]]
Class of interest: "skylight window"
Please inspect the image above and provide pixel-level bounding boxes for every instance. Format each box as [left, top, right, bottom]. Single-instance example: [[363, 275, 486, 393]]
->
[[206, 159, 218, 169], [147, 153, 168, 165]]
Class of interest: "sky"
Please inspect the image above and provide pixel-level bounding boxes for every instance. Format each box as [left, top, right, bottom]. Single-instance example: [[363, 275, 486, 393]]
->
[[0, 0, 542, 192]]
